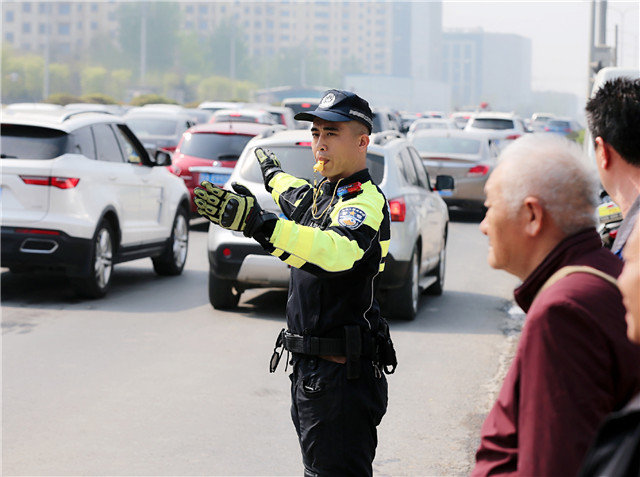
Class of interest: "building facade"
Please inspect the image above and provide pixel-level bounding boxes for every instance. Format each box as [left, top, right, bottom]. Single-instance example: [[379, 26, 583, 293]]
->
[[2, 1, 442, 79], [442, 29, 532, 111]]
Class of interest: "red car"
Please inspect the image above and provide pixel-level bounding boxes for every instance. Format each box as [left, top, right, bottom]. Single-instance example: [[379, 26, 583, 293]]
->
[[169, 122, 284, 213]]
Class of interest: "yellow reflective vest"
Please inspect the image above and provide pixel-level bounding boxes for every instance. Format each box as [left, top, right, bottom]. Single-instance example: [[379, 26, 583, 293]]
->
[[265, 168, 391, 336]]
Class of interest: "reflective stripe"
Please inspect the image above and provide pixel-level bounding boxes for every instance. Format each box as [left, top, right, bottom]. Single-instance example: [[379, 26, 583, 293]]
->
[[270, 172, 309, 195]]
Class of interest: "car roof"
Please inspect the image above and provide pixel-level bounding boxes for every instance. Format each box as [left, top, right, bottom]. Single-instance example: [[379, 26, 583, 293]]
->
[[471, 112, 517, 119], [410, 129, 493, 140], [2, 110, 123, 132], [213, 108, 269, 117], [281, 97, 320, 104], [198, 101, 246, 109], [188, 122, 282, 135], [124, 107, 192, 119]]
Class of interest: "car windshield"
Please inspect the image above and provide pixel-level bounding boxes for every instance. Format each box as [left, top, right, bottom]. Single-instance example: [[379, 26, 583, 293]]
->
[[470, 118, 515, 130], [178, 132, 254, 160], [126, 118, 178, 136], [215, 114, 261, 123], [283, 102, 318, 116], [548, 120, 570, 128], [1, 125, 68, 159], [415, 122, 448, 130], [239, 145, 385, 185], [411, 137, 481, 155]]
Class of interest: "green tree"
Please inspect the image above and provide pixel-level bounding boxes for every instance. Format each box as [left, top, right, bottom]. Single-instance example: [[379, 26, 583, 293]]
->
[[81, 66, 108, 95], [117, 3, 181, 78], [1, 47, 44, 102], [49, 63, 72, 95], [206, 20, 253, 80]]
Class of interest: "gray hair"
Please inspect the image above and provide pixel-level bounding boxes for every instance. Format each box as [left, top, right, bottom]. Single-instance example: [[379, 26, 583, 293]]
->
[[496, 134, 599, 235]]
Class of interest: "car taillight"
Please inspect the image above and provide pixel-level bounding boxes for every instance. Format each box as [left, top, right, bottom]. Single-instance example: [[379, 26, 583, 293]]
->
[[505, 134, 521, 140], [388, 197, 406, 222], [20, 176, 80, 189], [296, 141, 312, 146], [467, 165, 490, 177], [301, 103, 311, 108], [15, 228, 60, 235], [161, 146, 177, 153], [544, 126, 551, 131]]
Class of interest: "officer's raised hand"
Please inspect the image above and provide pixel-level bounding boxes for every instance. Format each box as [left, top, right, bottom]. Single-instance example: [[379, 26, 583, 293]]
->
[[255, 147, 282, 189], [194, 181, 277, 239]]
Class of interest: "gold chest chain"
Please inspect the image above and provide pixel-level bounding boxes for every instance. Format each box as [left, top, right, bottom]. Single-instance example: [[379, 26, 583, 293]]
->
[[311, 178, 343, 221]]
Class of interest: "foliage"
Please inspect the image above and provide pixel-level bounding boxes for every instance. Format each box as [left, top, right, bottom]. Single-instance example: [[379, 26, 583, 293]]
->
[[81, 93, 119, 105], [44, 93, 82, 105], [2, 46, 44, 102], [129, 94, 178, 107], [196, 76, 256, 102], [117, 3, 181, 76]]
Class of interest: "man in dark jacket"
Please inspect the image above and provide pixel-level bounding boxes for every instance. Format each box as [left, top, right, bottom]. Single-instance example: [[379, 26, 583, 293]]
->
[[472, 134, 640, 476]]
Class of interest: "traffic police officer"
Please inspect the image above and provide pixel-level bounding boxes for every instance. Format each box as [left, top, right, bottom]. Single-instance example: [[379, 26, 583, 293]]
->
[[194, 90, 395, 476]]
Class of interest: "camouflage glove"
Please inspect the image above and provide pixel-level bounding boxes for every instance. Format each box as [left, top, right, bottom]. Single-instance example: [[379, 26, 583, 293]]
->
[[255, 147, 282, 191], [194, 181, 277, 239]]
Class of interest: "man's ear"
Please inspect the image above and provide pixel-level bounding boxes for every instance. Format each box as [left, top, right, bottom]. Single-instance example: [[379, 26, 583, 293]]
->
[[359, 133, 370, 150], [523, 196, 544, 237], [595, 137, 611, 169]]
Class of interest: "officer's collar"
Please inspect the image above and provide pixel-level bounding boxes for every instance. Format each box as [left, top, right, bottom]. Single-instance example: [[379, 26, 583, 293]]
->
[[321, 169, 371, 192]]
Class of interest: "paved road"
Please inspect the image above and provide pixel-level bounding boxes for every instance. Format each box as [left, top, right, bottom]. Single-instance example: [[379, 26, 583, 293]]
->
[[2, 215, 520, 476]]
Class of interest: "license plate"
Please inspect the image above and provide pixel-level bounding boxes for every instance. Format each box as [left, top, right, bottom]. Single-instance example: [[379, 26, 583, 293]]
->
[[199, 172, 230, 185]]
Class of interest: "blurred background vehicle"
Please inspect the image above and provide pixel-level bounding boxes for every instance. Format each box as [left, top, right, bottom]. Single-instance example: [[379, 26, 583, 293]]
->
[[410, 130, 500, 213], [529, 112, 555, 132], [185, 108, 213, 125], [280, 98, 321, 129], [198, 101, 246, 114], [204, 129, 453, 320], [464, 112, 528, 142], [1, 110, 190, 298], [543, 117, 583, 141], [449, 112, 474, 130], [124, 107, 196, 153], [170, 121, 286, 214], [406, 118, 457, 139], [372, 108, 402, 133], [210, 108, 276, 125]]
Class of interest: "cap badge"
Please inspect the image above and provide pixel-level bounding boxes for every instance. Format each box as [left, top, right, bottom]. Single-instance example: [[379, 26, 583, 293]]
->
[[319, 93, 336, 109]]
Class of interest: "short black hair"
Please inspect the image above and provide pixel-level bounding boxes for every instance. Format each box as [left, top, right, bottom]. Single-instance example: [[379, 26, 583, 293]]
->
[[585, 77, 640, 166]]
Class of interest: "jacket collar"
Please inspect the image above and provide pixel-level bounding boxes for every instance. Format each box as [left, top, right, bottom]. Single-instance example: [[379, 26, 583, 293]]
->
[[320, 169, 371, 193], [514, 228, 602, 312]]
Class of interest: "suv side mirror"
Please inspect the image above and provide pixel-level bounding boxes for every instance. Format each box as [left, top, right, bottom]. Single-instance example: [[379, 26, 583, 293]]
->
[[434, 175, 455, 191], [154, 150, 172, 167]]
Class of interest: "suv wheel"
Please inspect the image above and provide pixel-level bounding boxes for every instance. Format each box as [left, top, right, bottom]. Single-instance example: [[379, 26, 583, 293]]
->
[[71, 220, 114, 298], [208, 272, 241, 309], [153, 207, 189, 275], [388, 246, 419, 321]]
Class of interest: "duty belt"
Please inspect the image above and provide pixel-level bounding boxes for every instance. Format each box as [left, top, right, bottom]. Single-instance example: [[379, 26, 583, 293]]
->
[[269, 327, 376, 379]]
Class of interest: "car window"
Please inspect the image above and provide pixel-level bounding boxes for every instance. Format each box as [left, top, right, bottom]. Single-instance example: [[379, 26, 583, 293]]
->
[[1, 125, 68, 159], [92, 123, 125, 163], [411, 136, 481, 154], [239, 145, 385, 185], [549, 120, 571, 128], [400, 149, 420, 186], [69, 126, 96, 160], [408, 147, 430, 189], [470, 118, 515, 130], [179, 132, 254, 161], [113, 125, 144, 164]]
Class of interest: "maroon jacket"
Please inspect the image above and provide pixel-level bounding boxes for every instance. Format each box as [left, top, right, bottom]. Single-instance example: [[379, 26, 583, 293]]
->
[[472, 229, 640, 476]]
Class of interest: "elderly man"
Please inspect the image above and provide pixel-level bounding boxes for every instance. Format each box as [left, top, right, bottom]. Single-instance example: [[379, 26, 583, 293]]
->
[[586, 77, 640, 257], [472, 134, 640, 476]]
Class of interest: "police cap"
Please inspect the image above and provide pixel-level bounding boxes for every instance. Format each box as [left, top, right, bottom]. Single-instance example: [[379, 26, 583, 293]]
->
[[294, 89, 373, 134]]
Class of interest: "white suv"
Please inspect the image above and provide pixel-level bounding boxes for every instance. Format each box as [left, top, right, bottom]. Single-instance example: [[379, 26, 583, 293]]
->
[[1, 110, 191, 298]]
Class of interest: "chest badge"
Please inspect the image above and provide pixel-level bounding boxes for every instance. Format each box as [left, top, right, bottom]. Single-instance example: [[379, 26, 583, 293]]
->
[[338, 207, 367, 229]]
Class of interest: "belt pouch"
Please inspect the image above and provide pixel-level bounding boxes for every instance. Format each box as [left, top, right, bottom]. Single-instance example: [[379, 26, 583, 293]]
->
[[345, 325, 361, 380]]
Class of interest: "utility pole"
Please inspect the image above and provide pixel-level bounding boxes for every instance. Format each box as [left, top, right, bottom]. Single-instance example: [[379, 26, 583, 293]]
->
[[140, 2, 147, 84], [587, 0, 615, 97], [43, 3, 51, 100], [230, 30, 236, 99]]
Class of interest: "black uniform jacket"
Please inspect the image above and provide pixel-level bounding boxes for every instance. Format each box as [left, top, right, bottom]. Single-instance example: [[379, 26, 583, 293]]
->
[[264, 168, 391, 338]]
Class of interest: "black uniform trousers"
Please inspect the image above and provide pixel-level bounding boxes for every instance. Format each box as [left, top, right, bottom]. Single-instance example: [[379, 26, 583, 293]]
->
[[290, 355, 388, 477]]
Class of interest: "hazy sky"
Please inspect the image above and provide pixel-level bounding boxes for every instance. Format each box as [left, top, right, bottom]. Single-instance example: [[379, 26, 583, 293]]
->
[[442, 0, 639, 99]]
